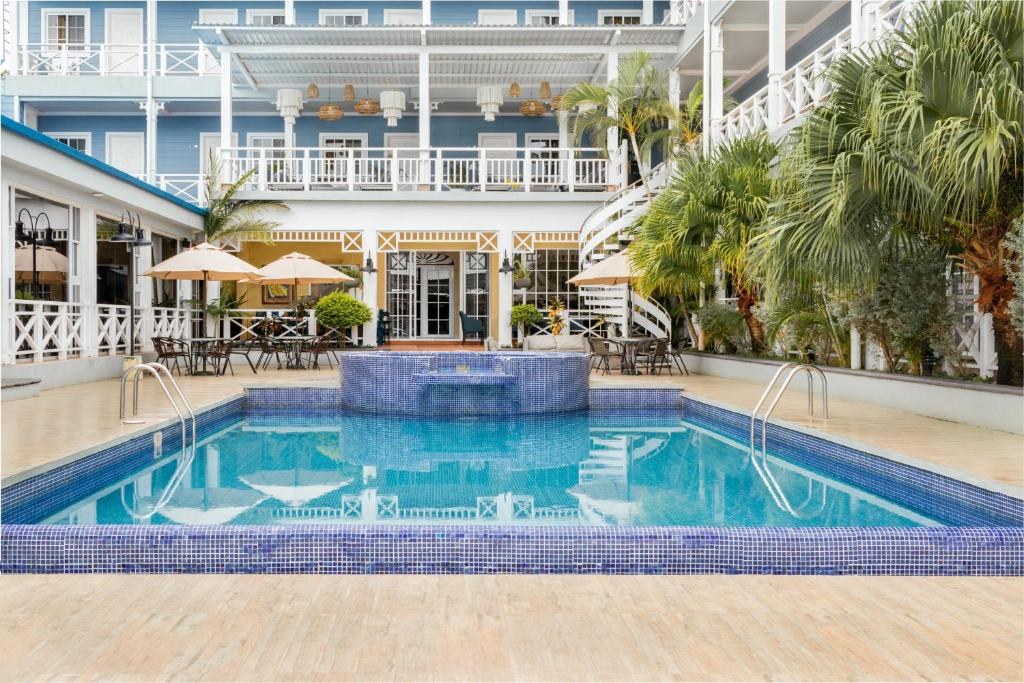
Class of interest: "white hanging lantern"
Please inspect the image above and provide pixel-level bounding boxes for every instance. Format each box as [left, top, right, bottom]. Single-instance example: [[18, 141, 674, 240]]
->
[[275, 88, 305, 126], [476, 85, 503, 122], [380, 90, 406, 127]]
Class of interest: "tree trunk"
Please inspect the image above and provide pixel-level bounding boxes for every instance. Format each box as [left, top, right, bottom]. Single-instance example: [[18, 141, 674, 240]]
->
[[971, 238, 1022, 386], [736, 289, 766, 354], [628, 133, 653, 201]]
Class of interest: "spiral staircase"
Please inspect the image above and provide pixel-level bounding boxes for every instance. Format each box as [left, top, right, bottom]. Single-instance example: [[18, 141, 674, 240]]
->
[[577, 162, 673, 338]]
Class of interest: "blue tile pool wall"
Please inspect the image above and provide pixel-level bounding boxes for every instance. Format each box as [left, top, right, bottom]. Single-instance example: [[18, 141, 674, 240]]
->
[[0, 398, 245, 525], [3, 525, 1022, 575], [588, 388, 682, 410], [337, 351, 589, 415], [681, 398, 1024, 528]]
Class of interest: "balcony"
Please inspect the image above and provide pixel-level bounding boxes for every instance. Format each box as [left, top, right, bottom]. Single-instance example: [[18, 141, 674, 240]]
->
[[15, 43, 219, 77], [221, 147, 619, 195]]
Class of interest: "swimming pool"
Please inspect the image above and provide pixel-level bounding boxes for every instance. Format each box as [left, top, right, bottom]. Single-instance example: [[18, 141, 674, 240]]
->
[[2, 387, 1021, 574]]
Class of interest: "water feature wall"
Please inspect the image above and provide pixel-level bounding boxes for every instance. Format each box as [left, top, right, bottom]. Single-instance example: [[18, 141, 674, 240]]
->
[[339, 351, 589, 415]]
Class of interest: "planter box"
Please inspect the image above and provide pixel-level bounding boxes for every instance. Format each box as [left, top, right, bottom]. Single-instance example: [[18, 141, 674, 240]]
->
[[680, 352, 1024, 434]]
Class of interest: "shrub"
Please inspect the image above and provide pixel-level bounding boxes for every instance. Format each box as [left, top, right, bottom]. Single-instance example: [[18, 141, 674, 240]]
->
[[315, 291, 372, 332], [510, 304, 544, 328], [696, 302, 747, 352]]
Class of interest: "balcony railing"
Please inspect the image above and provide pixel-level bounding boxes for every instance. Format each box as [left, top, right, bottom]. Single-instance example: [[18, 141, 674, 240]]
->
[[221, 147, 618, 194], [663, 0, 702, 26], [16, 43, 217, 76]]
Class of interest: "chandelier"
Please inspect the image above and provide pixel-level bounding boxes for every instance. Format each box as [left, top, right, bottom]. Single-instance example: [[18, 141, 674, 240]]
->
[[380, 91, 406, 127], [519, 99, 546, 117], [476, 85, 503, 122]]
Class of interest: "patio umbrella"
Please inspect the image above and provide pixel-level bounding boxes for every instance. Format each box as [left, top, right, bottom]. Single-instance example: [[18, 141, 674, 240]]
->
[[568, 250, 639, 334], [14, 244, 68, 284], [251, 251, 355, 304], [143, 242, 262, 282], [239, 468, 353, 507], [148, 488, 268, 525]]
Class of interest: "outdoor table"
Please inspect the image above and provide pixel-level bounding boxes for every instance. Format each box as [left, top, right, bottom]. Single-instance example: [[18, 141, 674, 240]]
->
[[273, 335, 314, 369], [608, 337, 652, 376], [185, 336, 229, 376]]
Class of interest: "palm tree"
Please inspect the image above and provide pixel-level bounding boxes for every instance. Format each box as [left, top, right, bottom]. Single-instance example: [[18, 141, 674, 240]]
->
[[759, 0, 1023, 384], [561, 51, 676, 200], [632, 133, 778, 352], [202, 153, 286, 244]]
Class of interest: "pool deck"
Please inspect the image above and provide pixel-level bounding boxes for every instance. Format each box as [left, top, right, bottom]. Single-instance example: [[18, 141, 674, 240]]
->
[[2, 363, 1023, 680]]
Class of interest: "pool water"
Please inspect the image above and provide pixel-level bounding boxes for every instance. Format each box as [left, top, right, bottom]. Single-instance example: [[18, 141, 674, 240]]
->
[[42, 411, 948, 528]]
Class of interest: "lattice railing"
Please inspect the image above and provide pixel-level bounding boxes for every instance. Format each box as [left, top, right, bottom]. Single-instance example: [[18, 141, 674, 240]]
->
[[97, 304, 130, 355], [11, 300, 86, 362]]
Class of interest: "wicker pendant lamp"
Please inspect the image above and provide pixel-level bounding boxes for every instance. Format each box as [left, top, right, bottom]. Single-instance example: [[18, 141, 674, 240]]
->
[[318, 68, 342, 121], [509, 81, 521, 97], [306, 83, 320, 99], [519, 98, 546, 117], [354, 85, 380, 115], [549, 94, 562, 111], [343, 83, 355, 101], [539, 80, 552, 99]]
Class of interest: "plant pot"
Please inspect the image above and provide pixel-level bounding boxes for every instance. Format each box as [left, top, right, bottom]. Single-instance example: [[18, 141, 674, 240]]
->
[[514, 278, 532, 289]]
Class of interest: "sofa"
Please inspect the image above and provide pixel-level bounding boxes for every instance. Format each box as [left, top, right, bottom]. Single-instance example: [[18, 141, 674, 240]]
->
[[522, 334, 588, 352]]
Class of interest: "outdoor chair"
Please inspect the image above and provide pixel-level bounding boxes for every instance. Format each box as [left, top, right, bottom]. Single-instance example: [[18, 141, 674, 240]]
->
[[201, 340, 235, 376], [588, 337, 624, 375], [459, 312, 486, 344], [153, 337, 191, 376], [255, 335, 287, 370], [630, 339, 657, 375], [229, 337, 258, 374], [665, 341, 690, 376], [638, 338, 675, 375], [302, 335, 339, 370]]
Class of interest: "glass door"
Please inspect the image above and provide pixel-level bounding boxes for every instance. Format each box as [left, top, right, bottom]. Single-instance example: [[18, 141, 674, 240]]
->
[[419, 265, 453, 337]]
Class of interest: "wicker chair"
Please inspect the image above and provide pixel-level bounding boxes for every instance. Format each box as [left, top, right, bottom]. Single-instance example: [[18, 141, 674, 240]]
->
[[200, 340, 235, 375], [255, 335, 287, 370], [302, 335, 339, 370], [588, 337, 624, 375], [153, 337, 191, 376]]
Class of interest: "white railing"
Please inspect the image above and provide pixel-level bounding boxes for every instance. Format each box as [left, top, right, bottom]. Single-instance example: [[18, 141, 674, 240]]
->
[[155, 174, 207, 206], [220, 309, 365, 346], [157, 44, 221, 76], [18, 43, 145, 75], [11, 300, 86, 362], [718, 0, 919, 144], [17, 43, 217, 76], [663, 0, 702, 26], [97, 304, 131, 354], [221, 147, 614, 194], [150, 307, 192, 340]]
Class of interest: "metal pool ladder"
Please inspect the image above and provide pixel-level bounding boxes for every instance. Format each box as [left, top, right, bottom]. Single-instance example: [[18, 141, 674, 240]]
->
[[119, 362, 196, 454], [749, 362, 828, 457]]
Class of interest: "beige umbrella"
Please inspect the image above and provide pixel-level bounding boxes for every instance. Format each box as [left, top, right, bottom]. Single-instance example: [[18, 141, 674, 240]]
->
[[14, 245, 68, 284], [143, 242, 262, 282], [568, 250, 640, 333], [250, 251, 355, 304]]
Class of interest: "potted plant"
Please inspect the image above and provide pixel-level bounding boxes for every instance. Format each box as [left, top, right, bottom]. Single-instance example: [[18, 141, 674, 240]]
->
[[513, 260, 533, 289], [314, 291, 372, 347], [547, 297, 567, 336], [510, 303, 544, 346]]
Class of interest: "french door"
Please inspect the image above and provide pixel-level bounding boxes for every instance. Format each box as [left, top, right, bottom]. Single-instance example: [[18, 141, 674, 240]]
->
[[419, 265, 454, 337]]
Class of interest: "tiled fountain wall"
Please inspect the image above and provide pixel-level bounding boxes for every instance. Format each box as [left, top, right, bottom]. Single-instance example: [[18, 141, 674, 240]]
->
[[339, 351, 590, 415]]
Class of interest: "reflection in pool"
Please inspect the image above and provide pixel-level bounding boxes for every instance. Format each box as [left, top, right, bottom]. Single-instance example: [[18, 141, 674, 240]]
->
[[47, 411, 943, 527]]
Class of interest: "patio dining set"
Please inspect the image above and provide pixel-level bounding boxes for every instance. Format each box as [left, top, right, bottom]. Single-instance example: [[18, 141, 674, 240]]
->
[[588, 337, 690, 376], [151, 331, 342, 377]]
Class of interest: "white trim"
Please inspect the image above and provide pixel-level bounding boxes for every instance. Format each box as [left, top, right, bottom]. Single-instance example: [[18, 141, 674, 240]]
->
[[319, 9, 369, 26], [525, 133, 559, 147], [418, 263, 455, 338], [319, 132, 369, 158], [103, 7, 143, 74], [477, 9, 518, 25], [40, 8, 90, 46], [104, 131, 144, 175], [383, 133, 419, 148], [198, 8, 238, 25], [199, 131, 238, 173], [245, 8, 286, 26], [383, 9, 423, 25], [246, 132, 287, 147], [43, 132, 92, 155], [597, 9, 643, 25], [525, 9, 573, 26]]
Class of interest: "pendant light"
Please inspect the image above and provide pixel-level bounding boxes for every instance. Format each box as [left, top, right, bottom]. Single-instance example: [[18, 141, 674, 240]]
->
[[509, 81, 521, 98], [354, 85, 380, 115], [539, 80, 552, 99], [476, 85, 503, 122], [380, 90, 406, 127], [519, 88, 546, 117], [343, 83, 356, 101], [550, 94, 562, 111], [318, 68, 343, 121], [306, 83, 320, 99]]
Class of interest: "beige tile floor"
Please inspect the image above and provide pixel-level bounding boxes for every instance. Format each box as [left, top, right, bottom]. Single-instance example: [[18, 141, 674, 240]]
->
[[2, 362, 1023, 680]]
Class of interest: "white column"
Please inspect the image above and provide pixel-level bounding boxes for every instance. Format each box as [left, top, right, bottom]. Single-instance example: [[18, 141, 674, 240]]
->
[[850, 326, 862, 370], [850, 0, 864, 46], [144, 96, 158, 184], [668, 67, 680, 127], [606, 52, 619, 153], [703, 18, 723, 154], [497, 230, 514, 347], [642, 0, 654, 24], [559, 0, 570, 25], [219, 51, 234, 170], [205, 280, 220, 335], [422, 0, 432, 25], [361, 229, 378, 346], [418, 52, 431, 186], [284, 0, 296, 25], [146, 0, 156, 76], [767, 0, 786, 129], [1, 182, 14, 363], [80, 207, 99, 358]]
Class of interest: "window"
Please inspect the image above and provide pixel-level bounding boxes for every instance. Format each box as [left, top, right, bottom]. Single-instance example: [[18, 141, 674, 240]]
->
[[463, 252, 490, 333], [46, 133, 91, 155], [515, 249, 582, 313], [43, 10, 88, 46], [248, 134, 287, 157], [598, 10, 642, 25], [478, 9, 517, 25], [246, 9, 286, 26], [320, 134, 366, 158], [525, 10, 573, 26], [320, 10, 368, 26]]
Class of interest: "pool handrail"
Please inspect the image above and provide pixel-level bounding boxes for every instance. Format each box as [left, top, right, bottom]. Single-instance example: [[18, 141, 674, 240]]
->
[[119, 362, 196, 455]]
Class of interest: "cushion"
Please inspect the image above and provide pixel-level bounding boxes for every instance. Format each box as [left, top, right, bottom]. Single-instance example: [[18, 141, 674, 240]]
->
[[524, 335, 557, 351], [555, 335, 588, 352]]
